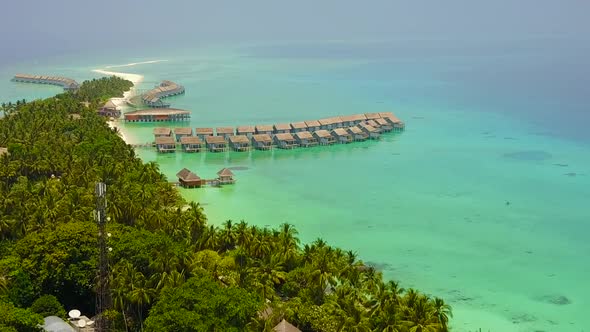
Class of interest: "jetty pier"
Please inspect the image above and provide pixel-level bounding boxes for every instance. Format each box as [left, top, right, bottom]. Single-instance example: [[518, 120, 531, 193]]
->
[[12, 74, 80, 91], [130, 112, 404, 152]]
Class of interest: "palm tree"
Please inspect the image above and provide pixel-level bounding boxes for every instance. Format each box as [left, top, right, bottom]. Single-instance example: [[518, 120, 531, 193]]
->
[[432, 297, 452, 331]]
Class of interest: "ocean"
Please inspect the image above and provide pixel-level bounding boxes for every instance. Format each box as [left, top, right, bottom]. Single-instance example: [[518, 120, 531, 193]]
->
[[1, 39, 589, 331]]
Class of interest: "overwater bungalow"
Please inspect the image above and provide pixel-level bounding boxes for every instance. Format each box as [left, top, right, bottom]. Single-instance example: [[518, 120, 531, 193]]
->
[[379, 112, 405, 130], [124, 108, 191, 122], [374, 118, 393, 132], [365, 120, 383, 132], [195, 127, 214, 140], [180, 136, 202, 152], [205, 136, 228, 152], [237, 126, 255, 138], [294, 131, 318, 147], [141, 80, 185, 108], [290, 122, 307, 133], [331, 116, 344, 128], [331, 128, 353, 144], [318, 118, 337, 130], [98, 100, 120, 118], [364, 112, 381, 120], [176, 168, 202, 188], [216, 127, 234, 139], [229, 135, 251, 151], [153, 127, 172, 138], [252, 134, 273, 150], [347, 126, 368, 141], [274, 123, 291, 134], [255, 125, 274, 136], [217, 168, 235, 184], [12, 74, 80, 91], [358, 123, 381, 139], [273, 319, 301, 332], [174, 127, 193, 141], [274, 133, 298, 149], [313, 130, 335, 145], [155, 136, 176, 153], [339, 115, 355, 127], [304, 120, 321, 132], [340, 114, 366, 126]]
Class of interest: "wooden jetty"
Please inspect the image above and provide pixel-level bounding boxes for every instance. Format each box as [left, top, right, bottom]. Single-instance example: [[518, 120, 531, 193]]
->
[[12, 74, 80, 91]]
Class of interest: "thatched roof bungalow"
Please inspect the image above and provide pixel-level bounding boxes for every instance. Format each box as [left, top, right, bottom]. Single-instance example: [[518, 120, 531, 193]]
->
[[318, 117, 338, 130], [237, 126, 256, 138], [294, 131, 317, 147], [217, 168, 235, 184], [313, 129, 335, 145], [195, 127, 214, 140], [0, 147, 8, 157], [273, 319, 301, 332], [290, 122, 307, 133], [216, 127, 235, 138], [176, 168, 202, 188], [358, 123, 381, 139], [331, 128, 352, 144], [153, 127, 172, 137], [155, 136, 176, 153], [174, 127, 193, 141], [98, 100, 120, 118], [205, 135, 227, 152], [255, 125, 274, 136], [374, 118, 393, 132], [364, 112, 381, 120], [347, 126, 368, 141], [304, 120, 321, 132], [180, 136, 202, 152], [379, 112, 405, 130], [229, 135, 251, 151], [273, 133, 298, 149], [273, 123, 291, 134], [252, 134, 273, 150]]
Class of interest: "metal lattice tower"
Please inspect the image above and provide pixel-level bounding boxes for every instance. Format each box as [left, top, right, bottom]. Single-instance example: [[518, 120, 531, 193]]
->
[[94, 182, 111, 331]]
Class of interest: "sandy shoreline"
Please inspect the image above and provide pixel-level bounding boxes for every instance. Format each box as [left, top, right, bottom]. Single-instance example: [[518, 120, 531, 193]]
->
[[92, 68, 145, 143]]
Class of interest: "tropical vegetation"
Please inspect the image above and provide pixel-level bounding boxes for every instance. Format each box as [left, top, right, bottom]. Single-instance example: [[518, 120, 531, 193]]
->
[[0, 77, 452, 331]]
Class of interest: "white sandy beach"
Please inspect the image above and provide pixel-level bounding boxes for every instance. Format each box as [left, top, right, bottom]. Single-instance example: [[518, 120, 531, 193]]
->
[[92, 68, 145, 143]]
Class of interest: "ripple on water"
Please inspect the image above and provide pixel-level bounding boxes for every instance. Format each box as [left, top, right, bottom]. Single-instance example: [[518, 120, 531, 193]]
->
[[503, 150, 552, 161], [227, 166, 249, 171]]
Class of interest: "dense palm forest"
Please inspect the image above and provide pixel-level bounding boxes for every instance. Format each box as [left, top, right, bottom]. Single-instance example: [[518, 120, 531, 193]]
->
[[0, 77, 452, 331]]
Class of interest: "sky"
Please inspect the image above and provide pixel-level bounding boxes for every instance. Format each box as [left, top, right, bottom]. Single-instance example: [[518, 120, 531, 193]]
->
[[0, 0, 588, 63]]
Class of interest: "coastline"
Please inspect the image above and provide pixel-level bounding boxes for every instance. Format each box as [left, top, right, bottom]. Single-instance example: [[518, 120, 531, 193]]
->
[[92, 68, 143, 143]]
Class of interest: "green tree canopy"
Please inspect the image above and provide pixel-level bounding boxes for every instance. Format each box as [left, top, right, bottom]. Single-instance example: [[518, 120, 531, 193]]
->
[[144, 272, 261, 332]]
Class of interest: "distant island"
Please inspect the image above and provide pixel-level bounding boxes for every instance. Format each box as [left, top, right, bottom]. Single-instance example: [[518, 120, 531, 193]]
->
[[0, 76, 451, 331]]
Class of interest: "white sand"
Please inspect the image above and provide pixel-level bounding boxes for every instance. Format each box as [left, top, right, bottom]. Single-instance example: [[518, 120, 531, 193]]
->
[[104, 59, 168, 69], [92, 68, 145, 143]]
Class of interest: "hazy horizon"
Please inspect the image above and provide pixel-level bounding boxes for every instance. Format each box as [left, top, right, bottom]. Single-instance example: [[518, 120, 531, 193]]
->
[[1, 0, 589, 64]]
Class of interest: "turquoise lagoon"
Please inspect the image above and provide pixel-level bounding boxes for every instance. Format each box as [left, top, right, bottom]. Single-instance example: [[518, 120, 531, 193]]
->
[[1, 41, 589, 331]]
